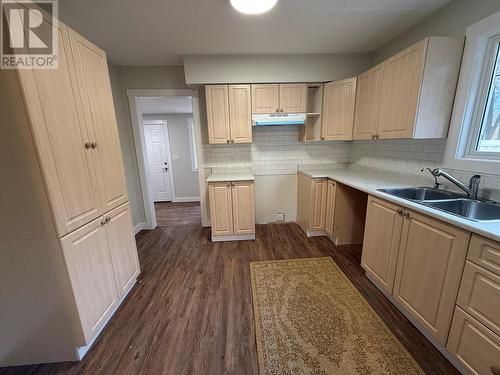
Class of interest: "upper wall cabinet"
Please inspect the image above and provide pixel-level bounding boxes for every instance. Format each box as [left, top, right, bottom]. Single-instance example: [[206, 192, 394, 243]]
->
[[352, 64, 384, 140], [206, 84, 252, 144], [353, 37, 464, 140], [251, 83, 307, 114], [321, 78, 357, 141]]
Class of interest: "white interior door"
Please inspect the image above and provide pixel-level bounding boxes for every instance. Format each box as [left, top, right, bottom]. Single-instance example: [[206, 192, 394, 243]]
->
[[144, 123, 174, 202]]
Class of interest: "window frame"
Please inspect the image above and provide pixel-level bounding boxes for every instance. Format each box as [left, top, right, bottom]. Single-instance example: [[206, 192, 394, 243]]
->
[[444, 10, 500, 174]]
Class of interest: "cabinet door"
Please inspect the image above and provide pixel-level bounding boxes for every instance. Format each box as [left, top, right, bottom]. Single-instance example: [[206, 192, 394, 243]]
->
[[68, 29, 128, 213], [393, 210, 470, 345], [378, 39, 426, 139], [105, 203, 140, 297], [61, 217, 118, 344], [17, 22, 101, 236], [279, 83, 307, 113], [231, 182, 255, 235], [353, 65, 383, 140], [309, 179, 327, 231], [321, 78, 357, 141], [206, 85, 230, 144], [251, 84, 280, 113], [447, 307, 500, 375], [324, 180, 336, 237], [361, 197, 404, 294], [209, 183, 233, 236], [228, 85, 252, 143]]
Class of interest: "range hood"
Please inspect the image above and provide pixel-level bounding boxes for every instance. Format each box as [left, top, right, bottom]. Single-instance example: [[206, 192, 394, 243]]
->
[[252, 113, 306, 126]]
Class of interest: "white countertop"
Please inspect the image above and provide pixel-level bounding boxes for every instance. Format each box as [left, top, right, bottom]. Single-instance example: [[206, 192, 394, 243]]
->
[[299, 166, 500, 242], [206, 168, 255, 183]]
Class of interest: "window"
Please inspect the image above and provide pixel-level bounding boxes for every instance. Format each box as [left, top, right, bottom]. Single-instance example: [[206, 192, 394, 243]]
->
[[467, 36, 500, 157], [444, 11, 500, 174], [475, 41, 500, 153], [187, 118, 198, 172]]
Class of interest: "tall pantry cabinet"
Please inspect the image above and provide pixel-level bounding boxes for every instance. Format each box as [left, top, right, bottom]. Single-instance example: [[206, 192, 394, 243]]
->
[[0, 18, 139, 366]]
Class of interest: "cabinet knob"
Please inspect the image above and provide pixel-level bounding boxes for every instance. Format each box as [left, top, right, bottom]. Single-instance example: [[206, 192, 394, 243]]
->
[[404, 212, 411, 219], [491, 366, 500, 375], [101, 218, 107, 226], [396, 209, 403, 215], [375, 134, 380, 139], [226, 139, 230, 143], [84, 142, 92, 149], [91, 142, 97, 149], [280, 108, 284, 112]]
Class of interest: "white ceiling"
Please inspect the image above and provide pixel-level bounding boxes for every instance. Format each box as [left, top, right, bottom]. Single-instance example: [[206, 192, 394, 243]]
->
[[59, 0, 451, 65], [138, 96, 193, 114]]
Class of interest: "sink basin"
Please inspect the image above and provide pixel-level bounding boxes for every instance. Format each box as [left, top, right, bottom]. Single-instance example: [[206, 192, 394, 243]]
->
[[378, 187, 463, 201], [423, 199, 500, 222]]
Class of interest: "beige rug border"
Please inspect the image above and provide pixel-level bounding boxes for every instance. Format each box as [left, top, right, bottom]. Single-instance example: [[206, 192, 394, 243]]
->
[[249, 256, 424, 375]]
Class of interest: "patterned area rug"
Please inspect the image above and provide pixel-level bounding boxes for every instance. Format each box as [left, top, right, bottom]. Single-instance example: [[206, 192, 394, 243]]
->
[[250, 257, 423, 375]]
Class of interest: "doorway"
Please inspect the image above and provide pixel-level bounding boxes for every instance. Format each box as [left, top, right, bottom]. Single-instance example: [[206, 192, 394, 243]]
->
[[143, 120, 175, 202], [127, 89, 208, 230]]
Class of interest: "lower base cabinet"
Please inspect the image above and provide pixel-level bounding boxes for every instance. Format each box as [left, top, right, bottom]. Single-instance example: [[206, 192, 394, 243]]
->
[[208, 181, 255, 241], [61, 202, 139, 344], [362, 196, 470, 346], [447, 307, 500, 375]]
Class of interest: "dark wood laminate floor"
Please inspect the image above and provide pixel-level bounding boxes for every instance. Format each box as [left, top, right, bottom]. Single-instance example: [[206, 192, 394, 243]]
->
[[154, 202, 201, 226], [1, 205, 458, 375]]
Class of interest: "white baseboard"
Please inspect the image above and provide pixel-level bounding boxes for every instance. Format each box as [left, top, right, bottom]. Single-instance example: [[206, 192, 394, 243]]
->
[[173, 196, 200, 203], [134, 222, 147, 234]]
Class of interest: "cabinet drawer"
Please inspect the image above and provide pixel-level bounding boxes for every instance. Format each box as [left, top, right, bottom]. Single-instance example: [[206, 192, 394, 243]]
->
[[447, 307, 500, 375], [457, 261, 500, 337], [468, 235, 500, 276]]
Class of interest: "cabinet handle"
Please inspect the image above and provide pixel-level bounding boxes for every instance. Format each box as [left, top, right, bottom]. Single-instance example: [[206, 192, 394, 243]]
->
[[396, 209, 403, 215], [84, 142, 92, 149], [491, 366, 500, 375]]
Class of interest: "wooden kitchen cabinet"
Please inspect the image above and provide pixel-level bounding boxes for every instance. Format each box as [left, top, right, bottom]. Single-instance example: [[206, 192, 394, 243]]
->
[[352, 64, 384, 140], [206, 84, 252, 144], [228, 85, 252, 143], [0, 14, 140, 365], [279, 83, 308, 113], [208, 182, 234, 236], [69, 29, 128, 213], [251, 83, 307, 113], [231, 181, 256, 235], [447, 307, 500, 375], [60, 216, 119, 344], [310, 179, 328, 231], [206, 85, 231, 144], [208, 181, 255, 241], [355, 37, 463, 140], [393, 209, 470, 345], [324, 180, 336, 237], [105, 203, 141, 298], [321, 78, 357, 141], [361, 196, 404, 294]]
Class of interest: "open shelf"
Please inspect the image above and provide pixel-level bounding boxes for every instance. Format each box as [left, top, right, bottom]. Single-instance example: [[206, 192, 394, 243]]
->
[[300, 84, 324, 142]]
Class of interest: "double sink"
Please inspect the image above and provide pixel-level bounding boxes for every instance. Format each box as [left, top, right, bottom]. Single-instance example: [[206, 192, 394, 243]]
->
[[378, 187, 500, 222]]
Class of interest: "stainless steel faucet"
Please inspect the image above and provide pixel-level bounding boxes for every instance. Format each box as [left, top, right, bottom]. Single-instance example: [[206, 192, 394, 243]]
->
[[431, 168, 481, 198]]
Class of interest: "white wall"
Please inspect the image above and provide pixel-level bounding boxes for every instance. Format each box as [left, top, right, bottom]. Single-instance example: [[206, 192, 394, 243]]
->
[[184, 54, 372, 85], [107, 65, 189, 225], [143, 113, 200, 199]]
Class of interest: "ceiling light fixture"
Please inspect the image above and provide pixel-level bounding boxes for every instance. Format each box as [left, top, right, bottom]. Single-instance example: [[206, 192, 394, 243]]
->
[[230, 0, 278, 15]]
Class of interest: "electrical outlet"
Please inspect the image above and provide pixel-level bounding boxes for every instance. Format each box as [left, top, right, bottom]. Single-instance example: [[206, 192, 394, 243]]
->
[[274, 213, 285, 222]]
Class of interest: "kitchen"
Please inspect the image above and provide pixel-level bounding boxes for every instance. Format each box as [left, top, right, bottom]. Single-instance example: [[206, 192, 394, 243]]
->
[[1, 0, 500, 374]]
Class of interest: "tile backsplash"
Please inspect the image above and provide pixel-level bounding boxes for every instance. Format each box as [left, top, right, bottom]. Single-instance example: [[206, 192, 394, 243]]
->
[[203, 126, 349, 175], [203, 126, 500, 200]]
